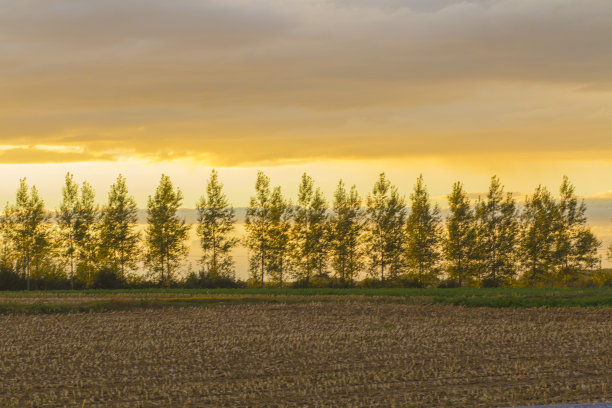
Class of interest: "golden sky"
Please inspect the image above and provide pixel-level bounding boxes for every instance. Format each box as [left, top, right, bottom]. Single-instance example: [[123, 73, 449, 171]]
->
[[1, 0, 612, 254]]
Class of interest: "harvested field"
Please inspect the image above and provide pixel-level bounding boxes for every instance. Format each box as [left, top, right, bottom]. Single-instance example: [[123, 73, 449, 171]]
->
[[0, 303, 610, 407]]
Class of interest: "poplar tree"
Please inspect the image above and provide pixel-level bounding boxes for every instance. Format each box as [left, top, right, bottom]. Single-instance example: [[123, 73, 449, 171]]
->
[[608, 227, 612, 263], [196, 170, 238, 279], [145, 174, 190, 285], [608, 219, 612, 263], [57, 173, 79, 289], [99, 175, 140, 278], [554, 176, 600, 284], [245, 171, 273, 287], [405, 175, 442, 285], [520, 185, 557, 285], [475, 176, 518, 286], [366, 173, 406, 282], [74, 182, 98, 288], [267, 186, 292, 286], [4, 179, 51, 290], [330, 180, 364, 284], [444, 181, 478, 286], [291, 173, 329, 284]]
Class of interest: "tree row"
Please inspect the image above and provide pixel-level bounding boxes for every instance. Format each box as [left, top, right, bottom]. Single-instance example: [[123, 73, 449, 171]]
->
[[0, 171, 610, 290]]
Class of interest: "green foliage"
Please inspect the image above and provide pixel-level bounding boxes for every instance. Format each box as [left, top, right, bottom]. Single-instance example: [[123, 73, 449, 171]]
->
[[92, 267, 126, 289], [56, 173, 79, 289], [444, 182, 478, 286], [608, 215, 612, 262], [74, 181, 98, 288], [291, 173, 329, 284], [329, 180, 364, 284], [99, 175, 140, 277], [554, 176, 600, 284], [475, 176, 518, 286], [3, 179, 53, 290], [267, 186, 292, 286], [183, 270, 245, 289], [365, 173, 406, 282], [0, 264, 23, 290], [145, 174, 190, 285], [245, 171, 273, 287], [520, 185, 558, 285], [0, 172, 608, 291], [196, 169, 238, 279], [405, 175, 443, 285]]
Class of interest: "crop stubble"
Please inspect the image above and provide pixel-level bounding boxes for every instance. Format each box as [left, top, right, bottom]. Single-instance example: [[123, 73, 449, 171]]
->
[[0, 303, 610, 407]]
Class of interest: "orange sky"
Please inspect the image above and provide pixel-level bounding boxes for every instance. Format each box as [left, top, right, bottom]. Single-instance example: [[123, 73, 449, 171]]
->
[[1, 0, 611, 258]]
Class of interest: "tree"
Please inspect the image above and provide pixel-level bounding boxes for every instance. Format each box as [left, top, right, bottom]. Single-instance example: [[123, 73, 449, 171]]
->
[[444, 181, 478, 286], [291, 173, 329, 284], [520, 185, 557, 286], [608, 236, 612, 264], [365, 173, 406, 282], [99, 175, 140, 278], [4, 179, 51, 290], [267, 186, 292, 286], [475, 176, 518, 286], [74, 182, 98, 288], [330, 180, 364, 284], [608, 219, 612, 263], [196, 170, 238, 279], [145, 174, 190, 285], [405, 175, 443, 285], [554, 176, 600, 284], [245, 171, 273, 287], [57, 173, 79, 289]]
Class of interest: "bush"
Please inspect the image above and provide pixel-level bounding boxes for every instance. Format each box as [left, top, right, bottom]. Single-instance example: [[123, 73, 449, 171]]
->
[[31, 277, 71, 290], [395, 275, 426, 288], [182, 272, 243, 289], [437, 278, 461, 289], [0, 264, 24, 290], [481, 277, 501, 288], [358, 277, 384, 288], [93, 267, 126, 289], [290, 277, 313, 288]]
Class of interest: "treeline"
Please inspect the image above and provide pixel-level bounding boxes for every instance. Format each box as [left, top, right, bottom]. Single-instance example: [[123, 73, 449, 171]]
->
[[0, 171, 611, 290]]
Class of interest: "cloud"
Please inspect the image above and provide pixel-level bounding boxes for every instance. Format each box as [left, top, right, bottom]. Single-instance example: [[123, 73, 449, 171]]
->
[[0, 146, 113, 164], [1, 0, 612, 165]]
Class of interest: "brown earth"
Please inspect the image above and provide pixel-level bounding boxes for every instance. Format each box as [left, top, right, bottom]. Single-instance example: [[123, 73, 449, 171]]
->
[[0, 303, 610, 407]]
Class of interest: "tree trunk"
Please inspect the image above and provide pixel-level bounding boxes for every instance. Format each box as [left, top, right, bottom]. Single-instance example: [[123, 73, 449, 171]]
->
[[26, 251, 30, 291], [160, 250, 164, 286], [212, 230, 217, 276], [380, 248, 384, 282], [341, 249, 345, 284], [260, 240, 265, 288], [70, 253, 74, 290], [166, 247, 170, 286]]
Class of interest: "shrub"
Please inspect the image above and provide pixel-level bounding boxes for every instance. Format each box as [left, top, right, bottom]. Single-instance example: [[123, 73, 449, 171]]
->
[[182, 271, 243, 289], [0, 264, 24, 291], [93, 267, 126, 289], [437, 278, 461, 289]]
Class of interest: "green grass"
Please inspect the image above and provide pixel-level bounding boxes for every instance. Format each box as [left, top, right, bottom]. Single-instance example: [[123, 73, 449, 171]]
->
[[0, 287, 611, 313]]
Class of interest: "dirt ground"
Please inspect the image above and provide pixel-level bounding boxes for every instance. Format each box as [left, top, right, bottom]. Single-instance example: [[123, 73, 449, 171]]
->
[[0, 303, 610, 407]]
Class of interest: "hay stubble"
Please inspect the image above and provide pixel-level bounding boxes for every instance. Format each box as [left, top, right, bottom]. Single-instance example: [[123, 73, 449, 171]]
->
[[0, 303, 610, 407]]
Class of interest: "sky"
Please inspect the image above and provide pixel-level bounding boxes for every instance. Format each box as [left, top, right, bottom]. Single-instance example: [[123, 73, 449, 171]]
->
[[1, 0, 611, 262]]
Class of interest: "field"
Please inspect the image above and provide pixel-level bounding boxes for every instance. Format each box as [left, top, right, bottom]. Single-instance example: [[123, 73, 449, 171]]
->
[[1, 290, 611, 407], [0, 302, 611, 407], [1, 287, 612, 313]]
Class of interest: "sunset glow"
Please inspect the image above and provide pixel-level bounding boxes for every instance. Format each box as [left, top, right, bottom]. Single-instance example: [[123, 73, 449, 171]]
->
[[1, 0, 611, 258]]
